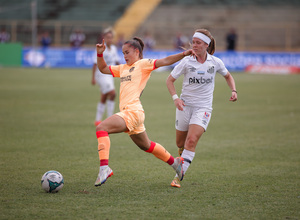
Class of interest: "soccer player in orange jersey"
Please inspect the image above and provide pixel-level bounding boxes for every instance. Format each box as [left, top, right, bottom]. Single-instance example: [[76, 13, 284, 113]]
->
[[94, 36, 194, 186]]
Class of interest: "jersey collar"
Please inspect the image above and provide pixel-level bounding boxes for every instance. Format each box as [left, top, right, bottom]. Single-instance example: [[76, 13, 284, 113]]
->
[[191, 52, 212, 62], [206, 52, 212, 61]]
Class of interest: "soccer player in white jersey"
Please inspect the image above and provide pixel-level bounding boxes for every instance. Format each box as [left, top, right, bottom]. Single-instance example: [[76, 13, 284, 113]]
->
[[92, 28, 120, 126], [166, 29, 238, 188]]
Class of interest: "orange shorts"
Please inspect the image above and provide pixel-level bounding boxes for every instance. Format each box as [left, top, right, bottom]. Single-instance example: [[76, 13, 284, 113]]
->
[[116, 110, 145, 135]]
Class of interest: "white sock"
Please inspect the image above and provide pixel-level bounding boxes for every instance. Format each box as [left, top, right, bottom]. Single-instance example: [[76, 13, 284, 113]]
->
[[106, 100, 115, 117], [181, 149, 195, 175], [96, 102, 105, 121]]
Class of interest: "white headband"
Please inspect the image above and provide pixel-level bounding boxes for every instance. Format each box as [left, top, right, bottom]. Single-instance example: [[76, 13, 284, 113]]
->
[[193, 32, 211, 45]]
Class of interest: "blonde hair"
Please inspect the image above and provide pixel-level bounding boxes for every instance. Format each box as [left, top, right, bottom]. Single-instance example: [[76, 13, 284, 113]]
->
[[103, 27, 115, 37], [195, 29, 216, 55]]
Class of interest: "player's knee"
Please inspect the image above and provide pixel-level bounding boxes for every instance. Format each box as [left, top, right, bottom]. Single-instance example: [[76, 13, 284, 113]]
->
[[110, 94, 116, 100], [108, 91, 116, 100], [100, 97, 107, 103], [185, 136, 198, 149]]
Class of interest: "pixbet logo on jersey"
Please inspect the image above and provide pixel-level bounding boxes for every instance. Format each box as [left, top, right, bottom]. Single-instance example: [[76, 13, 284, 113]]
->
[[189, 76, 213, 84]]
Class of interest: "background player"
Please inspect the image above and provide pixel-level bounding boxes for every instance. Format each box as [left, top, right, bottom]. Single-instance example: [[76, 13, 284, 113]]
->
[[94, 36, 195, 186], [166, 29, 238, 188], [92, 28, 120, 126]]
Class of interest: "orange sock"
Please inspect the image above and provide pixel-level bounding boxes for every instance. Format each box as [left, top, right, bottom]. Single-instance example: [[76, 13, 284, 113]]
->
[[146, 141, 174, 165], [96, 131, 110, 166]]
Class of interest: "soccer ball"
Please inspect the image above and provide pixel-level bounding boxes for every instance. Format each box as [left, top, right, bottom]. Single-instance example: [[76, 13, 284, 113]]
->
[[41, 170, 64, 193]]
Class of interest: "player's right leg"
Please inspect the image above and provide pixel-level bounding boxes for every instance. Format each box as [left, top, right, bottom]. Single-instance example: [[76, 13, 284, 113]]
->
[[171, 124, 205, 188], [175, 106, 190, 156], [176, 130, 188, 156], [95, 114, 128, 186], [171, 107, 190, 187], [171, 176, 181, 188]]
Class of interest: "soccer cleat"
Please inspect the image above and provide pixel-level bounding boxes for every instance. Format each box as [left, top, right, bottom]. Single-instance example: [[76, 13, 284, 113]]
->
[[170, 176, 181, 188], [172, 157, 184, 181], [94, 166, 113, 186], [178, 147, 184, 156], [94, 121, 101, 126]]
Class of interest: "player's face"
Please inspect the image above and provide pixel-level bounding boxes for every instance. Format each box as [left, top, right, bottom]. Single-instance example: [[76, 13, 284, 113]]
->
[[122, 44, 139, 65], [192, 37, 208, 55], [104, 33, 113, 46]]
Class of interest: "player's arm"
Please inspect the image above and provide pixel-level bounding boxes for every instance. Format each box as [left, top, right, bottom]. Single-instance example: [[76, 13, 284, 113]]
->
[[96, 40, 111, 74], [224, 72, 237, 102], [166, 74, 185, 111], [91, 64, 97, 85], [155, 49, 194, 68]]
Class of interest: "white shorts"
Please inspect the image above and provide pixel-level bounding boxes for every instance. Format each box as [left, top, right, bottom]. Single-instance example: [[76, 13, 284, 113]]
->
[[175, 106, 212, 131], [95, 71, 115, 94]]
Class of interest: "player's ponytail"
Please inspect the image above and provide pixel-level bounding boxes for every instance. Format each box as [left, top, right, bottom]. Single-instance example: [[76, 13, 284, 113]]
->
[[124, 37, 144, 59], [195, 29, 216, 55], [133, 37, 144, 51]]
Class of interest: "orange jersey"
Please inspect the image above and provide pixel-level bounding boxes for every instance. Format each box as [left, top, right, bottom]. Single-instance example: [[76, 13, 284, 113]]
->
[[109, 59, 157, 111]]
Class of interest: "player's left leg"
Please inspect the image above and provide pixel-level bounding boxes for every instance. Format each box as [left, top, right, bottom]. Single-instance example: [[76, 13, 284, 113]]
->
[[130, 131, 184, 180]]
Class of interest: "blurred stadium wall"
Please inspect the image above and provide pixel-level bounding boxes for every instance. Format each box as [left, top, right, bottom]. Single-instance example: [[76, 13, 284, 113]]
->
[[0, 0, 299, 51]]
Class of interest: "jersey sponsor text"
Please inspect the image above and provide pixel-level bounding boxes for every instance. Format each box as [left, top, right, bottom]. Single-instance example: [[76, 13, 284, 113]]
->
[[189, 76, 213, 84], [120, 75, 132, 82]]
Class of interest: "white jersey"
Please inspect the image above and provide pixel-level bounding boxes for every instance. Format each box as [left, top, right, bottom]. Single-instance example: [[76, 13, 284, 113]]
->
[[93, 44, 120, 93], [171, 53, 228, 111], [93, 44, 120, 69]]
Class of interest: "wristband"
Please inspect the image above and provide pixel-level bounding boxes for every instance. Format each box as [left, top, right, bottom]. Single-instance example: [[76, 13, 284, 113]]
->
[[232, 90, 237, 93], [172, 94, 179, 101], [97, 53, 103, 57], [182, 51, 185, 56]]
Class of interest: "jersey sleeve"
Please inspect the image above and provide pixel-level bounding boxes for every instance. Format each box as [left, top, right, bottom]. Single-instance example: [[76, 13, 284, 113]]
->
[[141, 59, 157, 71], [215, 57, 228, 76], [170, 58, 186, 79], [109, 65, 122, 77]]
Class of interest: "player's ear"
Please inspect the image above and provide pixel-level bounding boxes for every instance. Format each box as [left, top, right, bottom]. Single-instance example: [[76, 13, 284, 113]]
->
[[134, 48, 139, 55]]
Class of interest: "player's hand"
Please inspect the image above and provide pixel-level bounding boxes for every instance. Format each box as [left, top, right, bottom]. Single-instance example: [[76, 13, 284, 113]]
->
[[91, 78, 96, 85], [96, 39, 106, 54], [229, 91, 237, 102], [183, 49, 195, 57], [174, 98, 185, 111]]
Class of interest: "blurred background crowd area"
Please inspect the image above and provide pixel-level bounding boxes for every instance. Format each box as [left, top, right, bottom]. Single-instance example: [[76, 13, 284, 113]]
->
[[0, 0, 299, 51]]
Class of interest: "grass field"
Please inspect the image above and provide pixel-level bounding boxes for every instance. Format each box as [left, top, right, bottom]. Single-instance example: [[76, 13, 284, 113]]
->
[[0, 67, 299, 220]]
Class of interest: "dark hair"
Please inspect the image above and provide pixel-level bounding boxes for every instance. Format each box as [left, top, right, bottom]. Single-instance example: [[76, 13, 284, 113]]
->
[[124, 37, 144, 59], [195, 29, 216, 55]]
